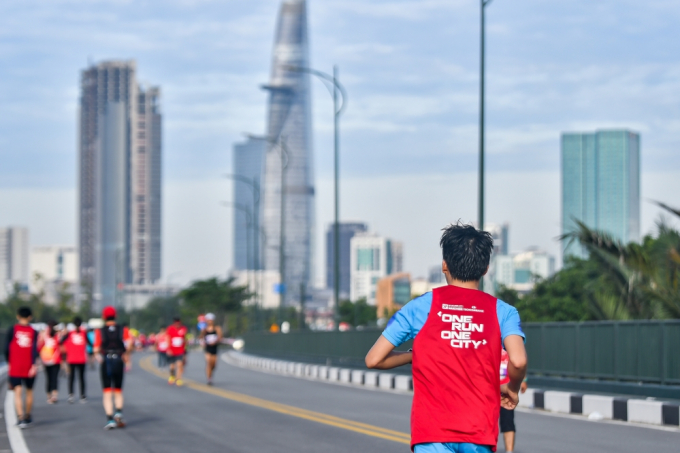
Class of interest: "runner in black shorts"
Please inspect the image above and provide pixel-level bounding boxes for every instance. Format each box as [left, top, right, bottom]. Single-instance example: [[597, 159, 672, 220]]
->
[[94, 306, 131, 430], [199, 313, 222, 385]]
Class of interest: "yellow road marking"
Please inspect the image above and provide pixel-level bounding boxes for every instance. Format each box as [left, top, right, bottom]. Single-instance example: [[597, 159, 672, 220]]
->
[[139, 356, 411, 444]]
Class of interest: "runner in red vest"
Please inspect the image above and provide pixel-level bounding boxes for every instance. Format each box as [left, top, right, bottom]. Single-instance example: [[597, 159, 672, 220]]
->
[[4, 307, 38, 429], [155, 326, 169, 368], [366, 223, 527, 453], [61, 316, 90, 403], [166, 317, 188, 386], [499, 350, 528, 452]]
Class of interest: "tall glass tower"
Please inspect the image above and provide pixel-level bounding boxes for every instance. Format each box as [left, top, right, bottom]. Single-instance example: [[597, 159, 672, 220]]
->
[[561, 130, 640, 259], [261, 0, 315, 305]]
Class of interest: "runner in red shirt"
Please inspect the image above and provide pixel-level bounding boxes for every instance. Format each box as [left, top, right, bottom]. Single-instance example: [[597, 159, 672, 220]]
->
[[61, 317, 90, 403], [166, 317, 188, 386], [499, 350, 528, 452], [4, 307, 38, 428], [365, 223, 528, 453], [155, 326, 169, 368], [94, 306, 131, 430]]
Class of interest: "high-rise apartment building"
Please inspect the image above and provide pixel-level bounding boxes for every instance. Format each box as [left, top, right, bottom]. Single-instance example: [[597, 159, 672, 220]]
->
[[261, 0, 315, 305], [233, 138, 266, 271], [562, 130, 640, 258], [0, 227, 29, 299], [325, 222, 368, 299], [78, 60, 162, 310], [350, 233, 403, 304]]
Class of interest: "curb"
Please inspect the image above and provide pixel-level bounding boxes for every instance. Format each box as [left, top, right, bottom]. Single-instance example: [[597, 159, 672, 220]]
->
[[227, 351, 680, 429], [224, 351, 412, 393], [519, 388, 679, 427]]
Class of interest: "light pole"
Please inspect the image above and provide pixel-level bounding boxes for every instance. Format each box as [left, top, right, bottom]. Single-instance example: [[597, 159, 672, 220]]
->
[[221, 201, 255, 328], [224, 173, 262, 309], [284, 64, 347, 331], [479, 0, 493, 291]]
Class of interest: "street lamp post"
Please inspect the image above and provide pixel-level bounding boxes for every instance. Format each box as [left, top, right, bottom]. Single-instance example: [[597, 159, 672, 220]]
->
[[479, 0, 493, 291], [284, 64, 347, 331], [224, 174, 262, 309], [221, 201, 255, 328]]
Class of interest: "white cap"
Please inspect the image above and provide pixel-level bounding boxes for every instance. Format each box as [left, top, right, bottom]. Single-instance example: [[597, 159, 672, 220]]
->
[[205, 313, 216, 321]]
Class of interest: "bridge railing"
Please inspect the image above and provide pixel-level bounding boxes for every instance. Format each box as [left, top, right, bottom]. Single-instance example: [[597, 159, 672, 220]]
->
[[243, 320, 680, 384]]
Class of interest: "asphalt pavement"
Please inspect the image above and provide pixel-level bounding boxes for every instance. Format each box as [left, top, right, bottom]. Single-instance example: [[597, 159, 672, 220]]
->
[[9, 351, 679, 453]]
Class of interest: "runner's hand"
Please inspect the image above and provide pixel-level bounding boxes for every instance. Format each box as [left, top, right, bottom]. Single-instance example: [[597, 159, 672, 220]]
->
[[96, 354, 103, 364], [28, 365, 37, 378], [500, 384, 519, 410]]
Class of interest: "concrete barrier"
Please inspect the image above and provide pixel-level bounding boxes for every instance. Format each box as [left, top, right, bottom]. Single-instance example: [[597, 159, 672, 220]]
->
[[351, 370, 365, 385], [339, 369, 351, 383], [544, 391, 572, 414], [628, 399, 663, 425], [394, 375, 412, 391], [583, 395, 614, 419], [378, 373, 395, 390], [518, 389, 535, 408], [364, 371, 379, 387], [318, 366, 329, 380], [328, 367, 340, 381]]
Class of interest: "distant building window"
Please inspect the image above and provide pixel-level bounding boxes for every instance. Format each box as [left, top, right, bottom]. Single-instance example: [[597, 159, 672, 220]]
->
[[357, 248, 380, 271]]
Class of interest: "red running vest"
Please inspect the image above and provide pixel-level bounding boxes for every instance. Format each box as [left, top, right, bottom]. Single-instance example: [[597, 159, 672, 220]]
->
[[64, 329, 88, 364], [411, 285, 502, 451], [9, 325, 37, 378]]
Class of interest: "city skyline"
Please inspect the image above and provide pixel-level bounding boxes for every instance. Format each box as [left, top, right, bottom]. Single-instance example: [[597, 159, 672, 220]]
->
[[1, 0, 679, 287]]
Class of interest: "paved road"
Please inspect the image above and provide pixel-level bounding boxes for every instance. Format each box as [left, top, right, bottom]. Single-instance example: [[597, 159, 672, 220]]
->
[[12, 351, 679, 453]]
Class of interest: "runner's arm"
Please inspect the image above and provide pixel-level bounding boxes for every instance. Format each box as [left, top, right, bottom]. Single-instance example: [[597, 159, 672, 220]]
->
[[365, 335, 412, 369], [216, 326, 223, 342], [500, 334, 527, 410]]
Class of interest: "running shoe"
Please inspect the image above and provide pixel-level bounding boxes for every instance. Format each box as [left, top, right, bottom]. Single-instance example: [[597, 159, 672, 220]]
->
[[19, 416, 32, 429], [114, 412, 126, 428], [68, 394, 75, 404], [207, 379, 213, 386], [104, 420, 117, 430], [175, 379, 184, 387], [80, 396, 87, 404], [168, 376, 176, 385]]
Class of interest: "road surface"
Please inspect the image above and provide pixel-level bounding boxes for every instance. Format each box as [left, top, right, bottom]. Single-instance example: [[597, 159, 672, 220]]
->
[[11, 351, 678, 452]]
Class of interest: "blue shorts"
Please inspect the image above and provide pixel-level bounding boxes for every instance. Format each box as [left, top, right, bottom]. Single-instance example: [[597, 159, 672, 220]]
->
[[415, 443, 492, 453]]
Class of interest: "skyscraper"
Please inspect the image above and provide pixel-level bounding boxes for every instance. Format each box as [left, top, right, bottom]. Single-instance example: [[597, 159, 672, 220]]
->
[[261, 0, 315, 305], [561, 130, 640, 259], [325, 222, 368, 299], [0, 227, 29, 299], [78, 60, 162, 310], [233, 138, 266, 270]]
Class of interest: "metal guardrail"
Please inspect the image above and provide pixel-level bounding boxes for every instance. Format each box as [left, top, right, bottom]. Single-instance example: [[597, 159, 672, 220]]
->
[[243, 320, 680, 384]]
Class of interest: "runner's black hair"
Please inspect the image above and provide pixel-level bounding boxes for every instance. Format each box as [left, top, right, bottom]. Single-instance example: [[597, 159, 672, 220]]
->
[[73, 316, 82, 327], [17, 306, 32, 319], [440, 222, 493, 282]]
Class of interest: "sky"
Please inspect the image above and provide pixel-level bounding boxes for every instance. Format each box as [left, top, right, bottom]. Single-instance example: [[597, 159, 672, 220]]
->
[[1, 0, 679, 287]]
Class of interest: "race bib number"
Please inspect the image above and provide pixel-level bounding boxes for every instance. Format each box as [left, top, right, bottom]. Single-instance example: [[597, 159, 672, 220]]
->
[[159, 341, 168, 349], [171, 337, 184, 348], [205, 334, 218, 345]]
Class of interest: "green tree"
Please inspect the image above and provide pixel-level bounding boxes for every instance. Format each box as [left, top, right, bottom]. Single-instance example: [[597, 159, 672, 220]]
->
[[339, 298, 377, 327]]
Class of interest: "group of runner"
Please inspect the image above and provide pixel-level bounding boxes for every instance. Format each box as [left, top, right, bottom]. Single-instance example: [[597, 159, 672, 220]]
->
[[5, 305, 131, 430], [152, 313, 222, 386]]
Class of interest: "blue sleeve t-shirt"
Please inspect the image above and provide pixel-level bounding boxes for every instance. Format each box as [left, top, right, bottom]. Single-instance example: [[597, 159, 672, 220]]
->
[[382, 291, 525, 348]]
